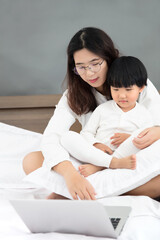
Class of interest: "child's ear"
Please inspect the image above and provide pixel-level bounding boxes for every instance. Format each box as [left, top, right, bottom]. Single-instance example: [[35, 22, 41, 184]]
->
[[139, 86, 145, 93]]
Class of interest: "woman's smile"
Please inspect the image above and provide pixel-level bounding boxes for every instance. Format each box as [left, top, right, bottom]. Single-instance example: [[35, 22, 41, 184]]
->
[[89, 77, 99, 84]]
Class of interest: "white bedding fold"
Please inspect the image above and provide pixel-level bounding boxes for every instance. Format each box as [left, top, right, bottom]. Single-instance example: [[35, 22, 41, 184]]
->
[[25, 139, 160, 199]]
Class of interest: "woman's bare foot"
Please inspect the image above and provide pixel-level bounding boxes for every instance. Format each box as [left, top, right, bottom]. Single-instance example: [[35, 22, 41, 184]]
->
[[79, 164, 105, 177], [109, 154, 136, 169], [47, 192, 69, 199]]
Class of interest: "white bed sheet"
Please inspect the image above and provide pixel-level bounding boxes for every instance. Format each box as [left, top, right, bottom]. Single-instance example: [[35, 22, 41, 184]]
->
[[0, 123, 160, 239], [1, 195, 160, 240]]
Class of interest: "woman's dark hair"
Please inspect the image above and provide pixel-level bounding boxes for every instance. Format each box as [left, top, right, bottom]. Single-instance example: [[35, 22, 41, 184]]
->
[[107, 56, 148, 88], [66, 27, 119, 115]]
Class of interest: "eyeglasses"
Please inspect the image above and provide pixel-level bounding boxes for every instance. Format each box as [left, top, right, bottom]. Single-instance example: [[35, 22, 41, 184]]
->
[[73, 60, 104, 75]]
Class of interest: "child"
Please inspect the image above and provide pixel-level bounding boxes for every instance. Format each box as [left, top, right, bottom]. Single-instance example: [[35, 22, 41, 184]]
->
[[61, 56, 154, 177]]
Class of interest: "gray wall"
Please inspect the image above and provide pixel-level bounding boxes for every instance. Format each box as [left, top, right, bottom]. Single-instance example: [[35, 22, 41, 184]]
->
[[0, 0, 160, 96]]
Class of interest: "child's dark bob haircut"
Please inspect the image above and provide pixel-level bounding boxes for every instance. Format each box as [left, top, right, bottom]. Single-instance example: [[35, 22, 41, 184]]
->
[[107, 56, 148, 88]]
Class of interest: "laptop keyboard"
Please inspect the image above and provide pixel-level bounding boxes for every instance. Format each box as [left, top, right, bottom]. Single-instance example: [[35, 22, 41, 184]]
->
[[110, 218, 121, 229]]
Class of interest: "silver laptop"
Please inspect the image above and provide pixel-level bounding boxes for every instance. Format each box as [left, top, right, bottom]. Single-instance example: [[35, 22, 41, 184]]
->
[[10, 199, 131, 238]]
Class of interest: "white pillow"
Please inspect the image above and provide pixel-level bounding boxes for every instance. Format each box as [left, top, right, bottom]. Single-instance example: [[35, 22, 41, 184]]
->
[[0, 123, 42, 185], [25, 139, 160, 199]]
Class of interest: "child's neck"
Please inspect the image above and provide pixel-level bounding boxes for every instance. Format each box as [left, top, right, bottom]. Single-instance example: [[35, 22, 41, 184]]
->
[[117, 102, 136, 112]]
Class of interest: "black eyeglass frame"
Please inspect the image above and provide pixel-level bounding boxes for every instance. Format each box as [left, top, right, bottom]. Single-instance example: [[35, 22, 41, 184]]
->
[[73, 59, 104, 75]]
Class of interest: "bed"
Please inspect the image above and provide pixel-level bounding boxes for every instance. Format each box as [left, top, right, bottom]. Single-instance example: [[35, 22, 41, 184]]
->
[[0, 95, 160, 240]]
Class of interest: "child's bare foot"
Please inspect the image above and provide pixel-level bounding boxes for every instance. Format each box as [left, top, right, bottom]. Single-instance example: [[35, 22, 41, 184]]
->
[[79, 164, 105, 177], [47, 192, 69, 199], [109, 155, 136, 170]]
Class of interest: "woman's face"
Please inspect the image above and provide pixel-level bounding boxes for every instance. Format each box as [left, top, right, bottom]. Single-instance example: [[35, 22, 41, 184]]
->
[[73, 48, 108, 93]]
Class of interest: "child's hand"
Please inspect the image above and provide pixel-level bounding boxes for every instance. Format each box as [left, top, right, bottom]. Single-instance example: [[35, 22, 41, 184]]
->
[[110, 133, 130, 146], [93, 143, 113, 154]]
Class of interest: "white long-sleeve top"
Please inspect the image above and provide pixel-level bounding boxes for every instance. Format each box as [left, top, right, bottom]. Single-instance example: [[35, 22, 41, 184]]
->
[[41, 79, 160, 169], [80, 101, 154, 151]]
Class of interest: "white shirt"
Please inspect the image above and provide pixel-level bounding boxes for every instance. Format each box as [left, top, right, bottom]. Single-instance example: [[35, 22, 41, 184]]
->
[[41, 79, 160, 169], [80, 101, 154, 150]]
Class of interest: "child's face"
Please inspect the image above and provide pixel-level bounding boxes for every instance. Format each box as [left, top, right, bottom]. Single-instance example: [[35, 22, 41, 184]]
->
[[111, 85, 145, 112]]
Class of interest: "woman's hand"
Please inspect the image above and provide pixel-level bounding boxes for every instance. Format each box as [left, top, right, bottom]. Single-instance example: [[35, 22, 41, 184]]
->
[[110, 133, 130, 146], [133, 126, 160, 149], [54, 161, 96, 200], [64, 170, 96, 200], [93, 143, 113, 154]]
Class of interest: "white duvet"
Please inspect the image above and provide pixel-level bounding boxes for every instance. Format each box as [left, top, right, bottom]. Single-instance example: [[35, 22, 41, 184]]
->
[[0, 122, 160, 240]]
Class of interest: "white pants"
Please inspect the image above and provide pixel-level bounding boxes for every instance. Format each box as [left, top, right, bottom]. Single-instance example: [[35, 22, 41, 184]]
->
[[60, 130, 142, 168]]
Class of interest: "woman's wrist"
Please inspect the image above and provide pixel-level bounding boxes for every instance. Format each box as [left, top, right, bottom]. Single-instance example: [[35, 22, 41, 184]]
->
[[154, 126, 160, 140], [53, 160, 77, 178]]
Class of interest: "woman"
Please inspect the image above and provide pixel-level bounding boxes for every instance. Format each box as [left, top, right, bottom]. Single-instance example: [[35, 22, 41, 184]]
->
[[23, 27, 160, 200]]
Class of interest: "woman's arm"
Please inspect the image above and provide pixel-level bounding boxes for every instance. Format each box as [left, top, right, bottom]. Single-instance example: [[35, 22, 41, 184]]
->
[[41, 91, 96, 200], [80, 106, 102, 145], [41, 90, 76, 169], [134, 79, 160, 148], [139, 79, 160, 125], [53, 161, 96, 200]]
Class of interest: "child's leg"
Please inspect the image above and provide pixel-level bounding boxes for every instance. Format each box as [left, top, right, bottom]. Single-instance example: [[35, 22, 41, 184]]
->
[[61, 131, 136, 177], [61, 131, 112, 168], [109, 155, 136, 169], [78, 154, 137, 177], [79, 154, 137, 177], [113, 128, 143, 159], [107, 129, 144, 170], [107, 129, 148, 171], [79, 164, 105, 177]]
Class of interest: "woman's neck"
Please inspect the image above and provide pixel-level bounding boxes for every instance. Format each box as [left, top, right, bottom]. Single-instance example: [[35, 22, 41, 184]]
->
[[95, 86, 105, 95]]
